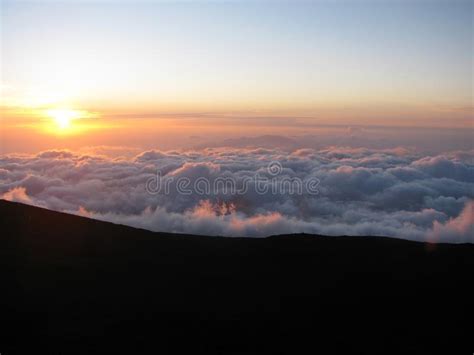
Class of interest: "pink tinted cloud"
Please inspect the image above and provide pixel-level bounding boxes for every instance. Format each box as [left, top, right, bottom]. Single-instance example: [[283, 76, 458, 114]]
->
[[0, 146, 473, 241]]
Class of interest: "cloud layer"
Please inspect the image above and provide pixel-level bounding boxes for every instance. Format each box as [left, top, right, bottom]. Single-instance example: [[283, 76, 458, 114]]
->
[[1, 146, 473, 242]]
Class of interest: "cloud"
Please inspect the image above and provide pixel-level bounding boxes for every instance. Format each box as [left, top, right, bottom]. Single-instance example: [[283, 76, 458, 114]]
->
[[1, 186, 33, 204], [0, 146, 473, 242], [428, 201, 474, 243]]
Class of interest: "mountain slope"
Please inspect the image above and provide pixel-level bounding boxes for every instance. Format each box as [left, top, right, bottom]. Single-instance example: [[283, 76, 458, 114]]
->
[[0, 200, 472, 354]]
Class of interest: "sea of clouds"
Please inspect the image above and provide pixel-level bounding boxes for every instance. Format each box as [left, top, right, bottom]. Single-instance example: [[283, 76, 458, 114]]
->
[[1, 146, 473, 242]]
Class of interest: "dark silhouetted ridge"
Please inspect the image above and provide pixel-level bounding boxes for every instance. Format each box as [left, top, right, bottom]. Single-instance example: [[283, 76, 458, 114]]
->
[[0, 200, 472, 354]]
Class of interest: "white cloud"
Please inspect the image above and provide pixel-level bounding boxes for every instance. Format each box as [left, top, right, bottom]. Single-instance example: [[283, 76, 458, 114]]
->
[[1, 147, 473, 242]]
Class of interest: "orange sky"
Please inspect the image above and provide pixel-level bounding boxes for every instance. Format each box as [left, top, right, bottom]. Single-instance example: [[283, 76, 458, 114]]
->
[[1, 0, 472, 153]]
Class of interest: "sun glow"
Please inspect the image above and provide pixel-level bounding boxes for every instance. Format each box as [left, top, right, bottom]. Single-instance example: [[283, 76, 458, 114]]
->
[[39, 108, 101, 135], [47, 108, 81, 129]]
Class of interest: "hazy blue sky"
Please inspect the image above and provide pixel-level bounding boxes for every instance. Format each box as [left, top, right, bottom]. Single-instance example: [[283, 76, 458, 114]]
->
[[1, 0, 472, 133]]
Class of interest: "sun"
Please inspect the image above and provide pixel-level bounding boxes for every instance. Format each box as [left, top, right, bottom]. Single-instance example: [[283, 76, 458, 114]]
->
[[40, 107, 100, 135], [47, 108, 81, 129]]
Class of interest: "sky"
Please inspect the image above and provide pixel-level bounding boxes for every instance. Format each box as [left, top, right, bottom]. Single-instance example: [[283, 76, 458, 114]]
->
[[1, 1, 472, 129], [0, 0, 473, 241]]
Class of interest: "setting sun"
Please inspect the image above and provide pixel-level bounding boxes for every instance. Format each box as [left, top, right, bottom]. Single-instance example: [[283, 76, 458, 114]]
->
[[47, 108, 81, 129], [32, 107, 102, 136]]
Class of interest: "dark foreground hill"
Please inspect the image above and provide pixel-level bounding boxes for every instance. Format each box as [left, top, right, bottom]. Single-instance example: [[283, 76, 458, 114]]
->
[[0, 200, 472, 354]]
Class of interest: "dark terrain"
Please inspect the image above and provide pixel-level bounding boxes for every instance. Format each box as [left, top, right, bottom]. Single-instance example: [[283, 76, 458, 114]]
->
[[0, 199, 472, 354]]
